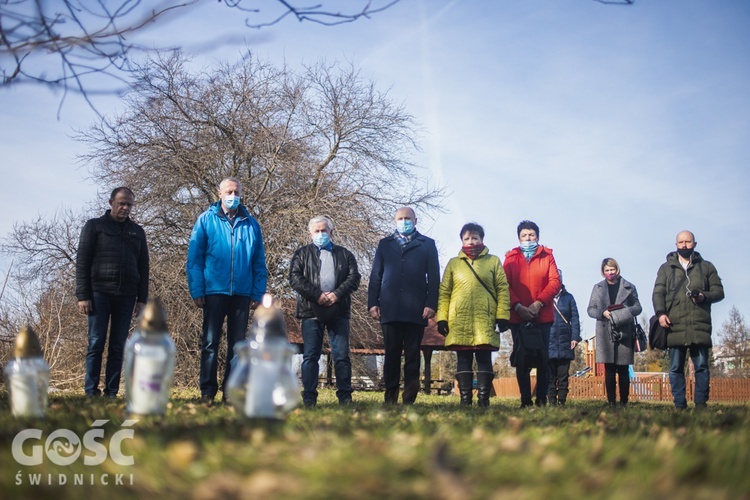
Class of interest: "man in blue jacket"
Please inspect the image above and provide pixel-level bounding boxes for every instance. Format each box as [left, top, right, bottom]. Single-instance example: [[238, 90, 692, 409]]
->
[[368, 207, 440, 405], [187, 178, 268, 405]]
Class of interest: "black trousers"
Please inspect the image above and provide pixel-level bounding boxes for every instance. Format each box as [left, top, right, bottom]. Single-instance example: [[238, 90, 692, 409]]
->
[[382, 322, 424, 391], [604, 363, 630, 404], [511, 323, 551, 405], [456, 350, 493, 373], [548, 358, 571, 403]]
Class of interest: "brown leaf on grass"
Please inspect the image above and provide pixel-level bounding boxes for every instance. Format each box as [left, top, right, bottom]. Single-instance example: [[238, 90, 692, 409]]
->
[[431, 440, 471, 500], [540, 452, 564, 473], [506, 416, 524, 433], [590, 432, 605, 462], [192, 472, 243, 499], [655, 429, 677, 452], [240, 470, 303, 498], [498, 435, 525, 453], [167, 440, 198, 469]]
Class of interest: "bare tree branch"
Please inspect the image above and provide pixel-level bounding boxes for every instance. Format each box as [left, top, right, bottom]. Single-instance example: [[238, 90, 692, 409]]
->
[[1, 0, 402, 114]]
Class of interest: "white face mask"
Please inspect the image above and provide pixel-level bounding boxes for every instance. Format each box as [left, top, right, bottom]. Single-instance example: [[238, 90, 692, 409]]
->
[[223, 194, 240, 210], [396, 219, 415, 235]]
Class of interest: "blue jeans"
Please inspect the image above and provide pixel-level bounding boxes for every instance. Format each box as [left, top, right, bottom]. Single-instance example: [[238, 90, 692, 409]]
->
[[85, 292, 137, 396], [669, 344, 710, 407], [200, 295, 251, 397], [301, 316, 352, 404]]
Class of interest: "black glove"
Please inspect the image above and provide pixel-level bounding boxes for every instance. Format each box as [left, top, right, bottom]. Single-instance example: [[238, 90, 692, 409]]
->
[[437, 321, 449, 337], [495, 319, 510, 332]]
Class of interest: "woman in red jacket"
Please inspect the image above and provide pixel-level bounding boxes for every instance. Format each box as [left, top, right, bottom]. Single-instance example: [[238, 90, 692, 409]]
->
[[503, 220, 561, 407]]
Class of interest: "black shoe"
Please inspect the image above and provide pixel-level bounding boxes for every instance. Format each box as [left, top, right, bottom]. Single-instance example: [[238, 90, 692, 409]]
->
[[105, 393, 118, 400], [303, 401, 317, 409], [200, 394, 215, 406], [383, 388, 399, 405], [339, 398, 353, 406], [520, 401, 533, 408], [695, 402, 708, 410]]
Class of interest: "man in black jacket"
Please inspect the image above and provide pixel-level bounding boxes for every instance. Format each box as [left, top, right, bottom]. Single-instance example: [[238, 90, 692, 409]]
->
[[76, 187, 149, 398], [289, 216, 360, 407]]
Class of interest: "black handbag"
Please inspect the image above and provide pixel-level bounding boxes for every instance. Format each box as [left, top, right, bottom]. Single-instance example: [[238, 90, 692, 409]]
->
[[633, 319, 648, 352], [510, 322, 546, 368], [519, 322, 546, 350], [648, 314, 668, 350]]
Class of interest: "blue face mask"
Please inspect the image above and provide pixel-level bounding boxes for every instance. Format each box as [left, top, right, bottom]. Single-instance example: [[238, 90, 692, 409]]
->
[[223, 194, 240, 211], [520, 240, 538, 259], [396, 219, 415, 235], [313, 232, 330, 248]]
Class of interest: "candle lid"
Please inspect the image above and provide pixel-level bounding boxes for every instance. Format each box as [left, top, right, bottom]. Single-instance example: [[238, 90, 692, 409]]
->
[[139, 298, 169, 333], [14, 325, 43, 358], [251, 294, 287, 342]]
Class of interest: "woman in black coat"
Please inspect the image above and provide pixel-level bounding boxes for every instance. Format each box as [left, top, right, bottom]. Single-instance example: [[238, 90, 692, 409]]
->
[[547, 270, 581, 406], [587, 258, 642, 407]]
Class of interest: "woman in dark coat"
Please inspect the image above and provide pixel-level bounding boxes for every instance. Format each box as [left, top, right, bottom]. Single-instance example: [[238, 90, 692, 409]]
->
[[587, 258, 642, 407], [547, 270, 581, 406]]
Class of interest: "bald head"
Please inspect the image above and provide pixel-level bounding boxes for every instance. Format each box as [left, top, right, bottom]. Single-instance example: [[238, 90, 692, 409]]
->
[[675, 230, 697, 259], [676, 230, 695, 243], [394, 207, 417, 235]]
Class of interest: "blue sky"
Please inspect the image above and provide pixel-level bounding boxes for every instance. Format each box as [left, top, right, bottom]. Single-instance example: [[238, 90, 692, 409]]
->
[[1, 0, 748, 338]]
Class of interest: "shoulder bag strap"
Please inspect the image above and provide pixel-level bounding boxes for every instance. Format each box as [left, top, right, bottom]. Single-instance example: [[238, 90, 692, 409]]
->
[[462, 259, 497, 303], [552, 300, 569, 325]]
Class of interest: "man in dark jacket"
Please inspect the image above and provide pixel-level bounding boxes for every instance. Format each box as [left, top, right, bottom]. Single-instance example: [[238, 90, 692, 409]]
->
[[76, 187, 149, 398], [368, 207, 440, 405], [547, 270, 581, 406], [289, 216, 361, 407], [652, 230, 724, 409]]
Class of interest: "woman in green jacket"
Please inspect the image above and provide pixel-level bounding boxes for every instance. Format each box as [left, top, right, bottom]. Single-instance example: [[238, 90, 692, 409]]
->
[[436, 223, 511, 406]]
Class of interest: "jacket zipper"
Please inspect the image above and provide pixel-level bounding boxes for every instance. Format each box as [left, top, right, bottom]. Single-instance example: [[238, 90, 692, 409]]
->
[[229, 218, 235, 296]]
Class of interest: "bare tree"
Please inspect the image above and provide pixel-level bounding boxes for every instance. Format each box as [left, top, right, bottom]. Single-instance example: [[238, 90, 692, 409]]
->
[[0, 209, 89, 388], [0, 0, 400, 113], [65, 51, 442, 385], [717, 306, 750, 378]]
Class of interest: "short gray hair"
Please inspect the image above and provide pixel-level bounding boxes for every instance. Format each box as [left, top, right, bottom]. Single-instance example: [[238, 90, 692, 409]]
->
[[219, 177, 242, 192], [308, 215, 333, 232]]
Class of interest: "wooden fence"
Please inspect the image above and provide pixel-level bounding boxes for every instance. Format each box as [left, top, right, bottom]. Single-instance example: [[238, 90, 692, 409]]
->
[[491, 376, 750, 403]]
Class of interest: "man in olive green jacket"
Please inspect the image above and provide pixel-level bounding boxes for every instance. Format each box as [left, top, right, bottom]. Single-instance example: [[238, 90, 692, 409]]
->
[[652, 230, 724, 409]]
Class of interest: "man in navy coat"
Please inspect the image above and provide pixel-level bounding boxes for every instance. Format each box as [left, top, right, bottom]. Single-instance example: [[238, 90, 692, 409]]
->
[[368, 207, 440, 404]]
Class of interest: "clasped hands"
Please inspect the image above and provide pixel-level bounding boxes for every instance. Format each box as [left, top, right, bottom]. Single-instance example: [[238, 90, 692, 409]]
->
[[516, 301, 543, 322], [318, 292, 338, 307]]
